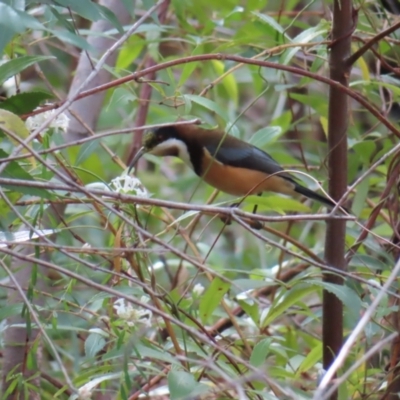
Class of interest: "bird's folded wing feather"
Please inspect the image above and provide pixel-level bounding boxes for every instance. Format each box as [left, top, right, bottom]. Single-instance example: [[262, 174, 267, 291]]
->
[[203, 138, 297, 183]]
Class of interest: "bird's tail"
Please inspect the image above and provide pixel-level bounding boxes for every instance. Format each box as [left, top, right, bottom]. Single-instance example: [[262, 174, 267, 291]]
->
[[294, 184, 340, 209]]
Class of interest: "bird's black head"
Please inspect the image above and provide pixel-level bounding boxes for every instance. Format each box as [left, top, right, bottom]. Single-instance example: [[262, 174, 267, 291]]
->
[[142, 126, 181, 153], [128, 125, 193, 173]]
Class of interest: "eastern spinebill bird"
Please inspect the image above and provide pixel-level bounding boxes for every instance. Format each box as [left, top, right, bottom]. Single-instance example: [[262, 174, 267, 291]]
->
[[128, 123, 336, 208]]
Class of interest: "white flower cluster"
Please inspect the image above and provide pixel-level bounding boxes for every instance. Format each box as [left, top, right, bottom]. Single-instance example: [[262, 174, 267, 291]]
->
[[25, 107, 70, 133], [110, 175, 149, 198], [113, 297, 152, 327]]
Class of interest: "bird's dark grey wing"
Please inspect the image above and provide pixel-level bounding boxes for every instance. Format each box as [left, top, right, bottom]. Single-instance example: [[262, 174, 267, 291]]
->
[[200, 133, 336, 208], [203, 138, 297, 183]]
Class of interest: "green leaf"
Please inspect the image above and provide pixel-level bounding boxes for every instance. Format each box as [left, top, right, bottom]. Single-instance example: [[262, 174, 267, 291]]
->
[[96, 3, 124, 34], [245, 0, 268, 12], [48, 6, 76, 32], [282, 23, 329, 65], [0, 5, 45, 55], [290, 92, 328, 118], [0, 149, 54, 199], [231, 278, 273, 295], [0, 109, 42, 170], [252, 12, 290, 39], [84, 332, 106, 358], [352, 176, 369, 217], [243, 195, 310, 213], [270, 111, 292, 133], [0, 109, 39, 171], [352, 141, 376, 164], [303, 280, 362, 321], [117, 36, 145, 69], [0, 229, 59, 246], [2, 374, 20, 398], [178, 60, 199, 87], [349, 254, 389, 271], [183, 94, 230, 122], [54, 0, 123, 33], [0, 303, 23, 320], [0, 31, 14, 60], [232, 279, 268, 323], [199, 277, 231, 324], [211, 60, 239, 107], [250, 338, 273, 367], [74, 140, 100, 166], [91, 23, 165, 38], [0, 4, 45, 33], [0, 56, 54, 86], [262, 285, 316, 327], [66, 372, 122, 398], [0, 92, 53, 115], [237, 298, 260, 325], [249, 126, 283, 148], [54, 0, 102, 21], [177, 44, 205, 88], [168, 370, 209, 400], [117, 0, 134, 16], [295, 342, 322, 377], [134, 343, 182, 366], [50, 30, 92, 51], [0, 109, 31, 140]]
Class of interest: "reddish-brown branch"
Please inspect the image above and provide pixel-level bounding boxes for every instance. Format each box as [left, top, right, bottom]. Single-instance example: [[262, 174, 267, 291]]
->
[[126, 0, 171, 165], [21, 54, 400, 141], [345, 161, 400, 261], [346, 20, 400, 67], [323, 0, 353, 397]]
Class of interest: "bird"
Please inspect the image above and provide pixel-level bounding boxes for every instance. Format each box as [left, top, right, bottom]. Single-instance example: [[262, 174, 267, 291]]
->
[[128, 123, 337, 209]]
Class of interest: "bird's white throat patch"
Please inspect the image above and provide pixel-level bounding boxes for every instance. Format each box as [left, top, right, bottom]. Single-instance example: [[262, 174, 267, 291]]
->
[[149, 138, 193, 168]]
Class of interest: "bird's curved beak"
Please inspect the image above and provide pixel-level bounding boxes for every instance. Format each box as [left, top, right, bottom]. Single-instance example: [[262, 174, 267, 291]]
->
[[128, 146, 146, 173]]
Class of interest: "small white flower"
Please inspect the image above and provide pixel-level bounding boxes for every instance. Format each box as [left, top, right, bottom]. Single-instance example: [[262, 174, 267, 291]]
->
[[0, 56, 19, 97], [113, 298, 152, 327], [25, 107, 70, 134], [367, 279, 381, 289], [2, 76, 19, 97], [77, 372, 122, 399], [77, 387, 92, 400], [236, 291, 255, 306], [193, 283, 204, 296], [0, 319, 8, 347], [86, 182, 110, 191], [110, 175, 149, 198]]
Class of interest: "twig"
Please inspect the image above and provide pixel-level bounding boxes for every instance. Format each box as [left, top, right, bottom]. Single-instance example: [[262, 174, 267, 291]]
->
[[315, 257, 400, 398], [1, 0, 166, 172], [346, 21, 400, 67]]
